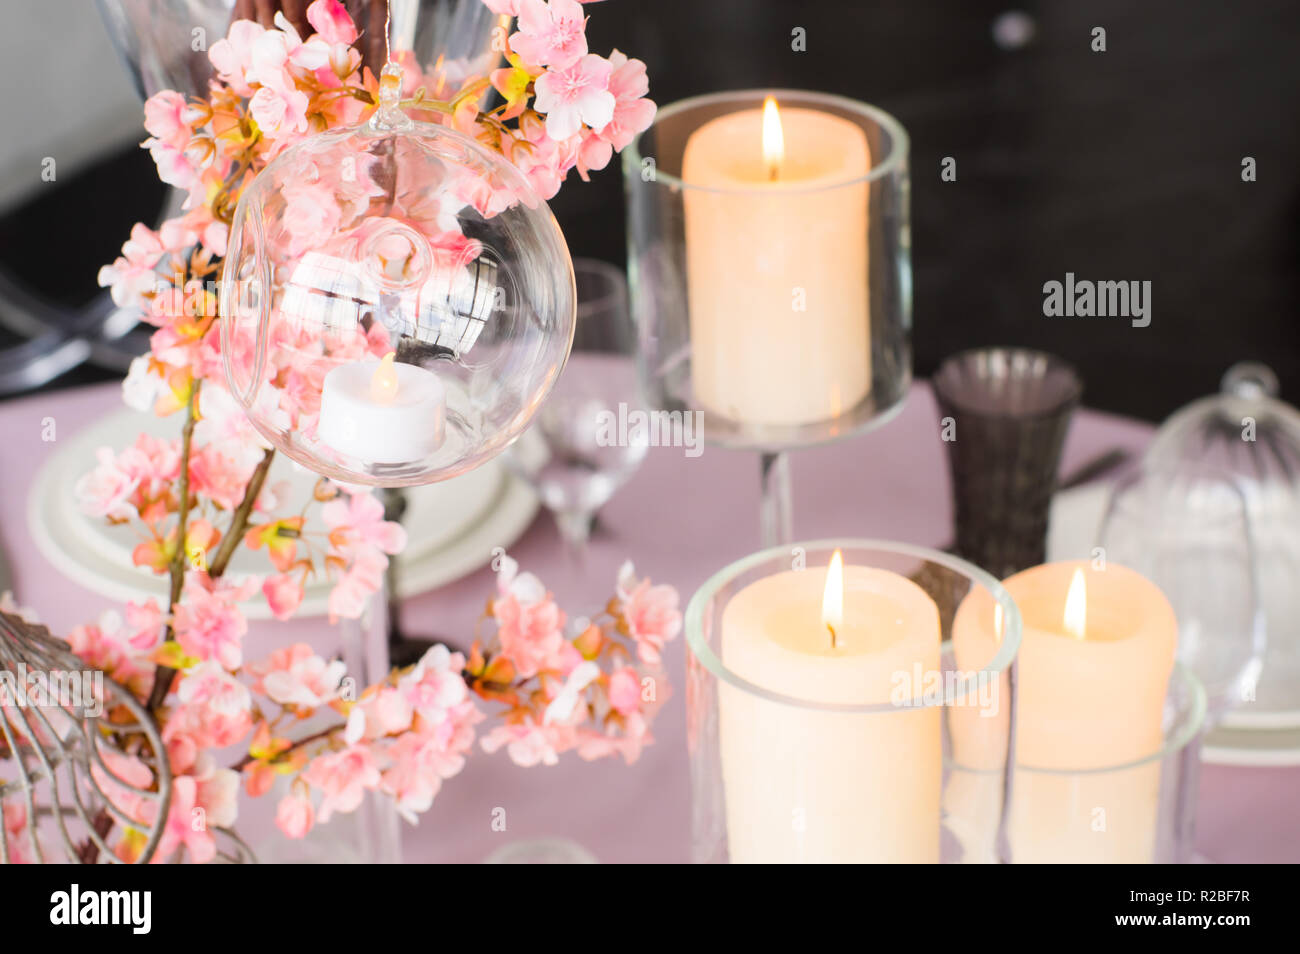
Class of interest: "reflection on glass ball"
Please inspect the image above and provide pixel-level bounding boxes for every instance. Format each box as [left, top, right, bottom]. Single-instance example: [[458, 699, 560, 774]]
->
[[220, 79, 575, 486]]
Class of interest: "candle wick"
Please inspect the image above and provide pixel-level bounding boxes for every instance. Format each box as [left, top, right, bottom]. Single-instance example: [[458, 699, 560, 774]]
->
[[767, 164, 779, 182], [826, 622, 837, 650]]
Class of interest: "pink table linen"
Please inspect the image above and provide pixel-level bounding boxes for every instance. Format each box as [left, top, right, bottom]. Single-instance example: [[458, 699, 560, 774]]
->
[[2, 380, 1295, 863]]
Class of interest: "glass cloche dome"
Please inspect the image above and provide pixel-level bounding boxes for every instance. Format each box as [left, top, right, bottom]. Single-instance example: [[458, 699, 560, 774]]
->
[[1144, 361, 1300, 725], [220, 64, 575, 486]]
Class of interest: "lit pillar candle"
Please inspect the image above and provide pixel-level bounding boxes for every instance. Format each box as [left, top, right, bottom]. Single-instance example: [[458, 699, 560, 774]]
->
[[718, 551, 942, 863], [317, 351, 446, 463], [682, 97, 871, 426], [953, 561, 1177, 862]]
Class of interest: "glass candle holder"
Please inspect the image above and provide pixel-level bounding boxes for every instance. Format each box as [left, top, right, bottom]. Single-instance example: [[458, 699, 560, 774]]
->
[[1005, 663, 1205, 863], [685, 540, 1021, 864], [221, 64, 575, 487], [953, 561, 1207, 863], [626, 91, 910, 546], [626, 90, 911, 447]]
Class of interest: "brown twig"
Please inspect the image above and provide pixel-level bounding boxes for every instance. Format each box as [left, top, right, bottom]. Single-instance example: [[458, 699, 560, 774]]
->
[[208, 448, 275, 578], [145, 385, 200, 712], [146, 442, 274, 712], [232, 725, 337, 772]]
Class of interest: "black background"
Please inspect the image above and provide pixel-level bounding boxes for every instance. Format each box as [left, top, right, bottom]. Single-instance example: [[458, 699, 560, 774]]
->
[[2, 0, 1298, 421]]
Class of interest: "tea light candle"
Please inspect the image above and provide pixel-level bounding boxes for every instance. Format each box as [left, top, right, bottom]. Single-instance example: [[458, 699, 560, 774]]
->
[[317, 352, 446, 463], [718, 551, 942, 863], [682, 97, 871, 426], [952, 561, 1177, 862]]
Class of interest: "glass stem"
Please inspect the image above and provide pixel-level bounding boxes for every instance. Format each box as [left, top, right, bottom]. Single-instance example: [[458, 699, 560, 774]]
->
[[758, 450, 794, 549], [554, 508, 595, 560], [338, 541, 403, 864]]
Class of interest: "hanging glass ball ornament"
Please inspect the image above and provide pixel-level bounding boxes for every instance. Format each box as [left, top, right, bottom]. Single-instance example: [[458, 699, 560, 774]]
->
[[221, 63, 575, 486]]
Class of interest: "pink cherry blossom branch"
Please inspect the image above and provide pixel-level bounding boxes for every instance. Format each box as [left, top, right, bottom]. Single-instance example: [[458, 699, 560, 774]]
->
[[148, 438, 275, 711], [145, 383, 200, 712]]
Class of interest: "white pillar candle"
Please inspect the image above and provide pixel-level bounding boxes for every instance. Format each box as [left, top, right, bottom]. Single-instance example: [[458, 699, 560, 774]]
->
[[682, 98, 871, 426], [317, 353, 446, 464], [952, 561, 1178, 863], [718, 554, 941, 862]]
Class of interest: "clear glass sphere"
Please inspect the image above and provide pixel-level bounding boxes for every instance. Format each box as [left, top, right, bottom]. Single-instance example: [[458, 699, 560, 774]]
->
[[220, 72, 575, 486]]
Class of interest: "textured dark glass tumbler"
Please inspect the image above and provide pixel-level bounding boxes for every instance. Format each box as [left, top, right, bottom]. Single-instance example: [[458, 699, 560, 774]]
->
[[933, 348, 1082, 580]]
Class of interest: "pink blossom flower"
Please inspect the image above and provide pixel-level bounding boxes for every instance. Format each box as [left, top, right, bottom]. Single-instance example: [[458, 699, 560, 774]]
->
[[154, 776, 217, 864], [322, 488, 407, 558], [510, 0, 589, 69], [495, 588, 566, 679], [65, 613, 151, 690], [276, 788, 315, 838], [90, 748, 156, 827], [617, 562, 681, 665], [249, 84, 311, 137], [350, 685, 415, 740], [607, 665, 641, 716], [250, 643, 345, 707], [123, 433, 183, 497], [75, 447, 140, 521], [177, 661, 252, 716], [172, 572, 260, 670], [480, 721, 572, 767], [143, 90, 191, 151], [533, 54, 615, 140], [144, 139, 200, 191], [167, 698, 253, 758], [262, 573, 305, 621], [188, 443, 255, 510], [168, 662, 254, 758], [194, 382, 269, 468], [208, 19, 263, 96], [124, 598, 166, 650], [504, 130, 575, 199], [398, 645, 470, 723], [192, 755, 240, 829], [303, 745, 380, 821], [576, 711, 648, 764], [326, 545, 387, 622], [307, 0, 358, 44], [279, 175, 343, 256], [380, 726, 471, 821], [97, 223, 165, 307], [593, 49, 655, 151]]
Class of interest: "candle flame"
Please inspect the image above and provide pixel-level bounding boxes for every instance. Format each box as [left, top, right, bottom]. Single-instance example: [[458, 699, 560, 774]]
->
[[822, 549, 843, 649], [1063, 568, 1087, 640], [761, 95, 784, 181], [370, 351, 399, 405]]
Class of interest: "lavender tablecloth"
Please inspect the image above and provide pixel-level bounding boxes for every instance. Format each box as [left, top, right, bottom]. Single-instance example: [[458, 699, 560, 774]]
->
[[2, 381, 1295, 863]]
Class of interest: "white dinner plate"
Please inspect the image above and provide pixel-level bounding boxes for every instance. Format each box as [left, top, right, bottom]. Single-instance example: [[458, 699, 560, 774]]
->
[[28, 408, 538, 619]]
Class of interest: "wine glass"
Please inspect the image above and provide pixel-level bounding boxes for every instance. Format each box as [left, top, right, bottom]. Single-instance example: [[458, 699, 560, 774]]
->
[[1096, 462, 1264, 725], [504, 259, 649, 554]]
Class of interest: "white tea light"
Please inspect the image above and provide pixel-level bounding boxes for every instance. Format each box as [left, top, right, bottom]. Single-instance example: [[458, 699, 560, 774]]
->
[[317, 353, 446, 464]]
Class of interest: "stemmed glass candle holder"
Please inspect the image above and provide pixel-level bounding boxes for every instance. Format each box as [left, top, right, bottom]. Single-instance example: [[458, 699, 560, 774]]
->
[[685, 541, 1021, 863], [504, 259, 648, 554], [626, 91, 912, 547]]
